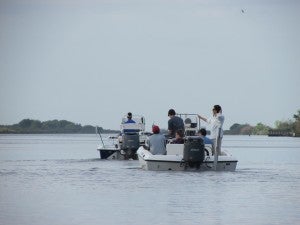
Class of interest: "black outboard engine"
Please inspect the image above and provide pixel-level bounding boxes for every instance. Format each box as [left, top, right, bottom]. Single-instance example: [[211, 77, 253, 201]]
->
[[183, 137, 205, 168], [121, 133, 140, 159]]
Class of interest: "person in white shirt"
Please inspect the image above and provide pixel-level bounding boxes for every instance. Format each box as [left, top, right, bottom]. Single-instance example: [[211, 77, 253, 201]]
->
[[197, 105, 225, 155]]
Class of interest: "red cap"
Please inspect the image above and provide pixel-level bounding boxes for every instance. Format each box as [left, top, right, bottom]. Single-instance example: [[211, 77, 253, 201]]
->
[[152, 125, 160, 134]]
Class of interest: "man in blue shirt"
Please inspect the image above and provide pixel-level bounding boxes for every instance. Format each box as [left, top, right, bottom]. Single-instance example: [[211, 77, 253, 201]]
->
[[198, 128, 213, 145], [125, 112, 135, 123]]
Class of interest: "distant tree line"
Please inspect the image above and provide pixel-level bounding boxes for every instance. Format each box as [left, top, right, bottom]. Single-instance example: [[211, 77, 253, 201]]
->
[[224, 109, 300, 137], [1, 110, 299, 136], [0, 119, 119, 134], [224, 123, 270, 135]]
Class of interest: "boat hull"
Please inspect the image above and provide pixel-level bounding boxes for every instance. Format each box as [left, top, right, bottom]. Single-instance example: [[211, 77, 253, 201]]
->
[[137, 147, 238, 171], [97, 146, 138, 160]]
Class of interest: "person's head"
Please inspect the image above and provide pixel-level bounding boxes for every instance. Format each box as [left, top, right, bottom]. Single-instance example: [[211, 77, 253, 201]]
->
[[168, 109, 176, 117], [198, 128, 207, 137], [152, 125, 160, 134], [127, 112, 132, 119], [212, 105, 222, 115], [175, 129, 184, 139]]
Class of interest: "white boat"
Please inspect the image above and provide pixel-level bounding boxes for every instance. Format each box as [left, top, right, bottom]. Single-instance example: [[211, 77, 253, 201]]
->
[[137, 113, 238, 171], [97, 115, 150, 160], [137, 144, 238, 171]]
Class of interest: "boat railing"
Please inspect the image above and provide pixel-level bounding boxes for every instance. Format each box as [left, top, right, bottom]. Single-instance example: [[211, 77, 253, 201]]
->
[[177, 113, 200, 135]]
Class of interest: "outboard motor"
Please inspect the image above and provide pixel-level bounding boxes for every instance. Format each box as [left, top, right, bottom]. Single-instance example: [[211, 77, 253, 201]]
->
[[183, 137, 205, 168], [121, 133, 140, 159]]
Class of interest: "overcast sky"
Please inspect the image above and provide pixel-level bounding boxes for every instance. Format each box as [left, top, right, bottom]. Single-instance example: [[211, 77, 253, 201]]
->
[[0, 0, 299, 131]]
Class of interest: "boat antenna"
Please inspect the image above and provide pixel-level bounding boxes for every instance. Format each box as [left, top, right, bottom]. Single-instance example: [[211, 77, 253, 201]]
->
[[96, 126, 105, 146]]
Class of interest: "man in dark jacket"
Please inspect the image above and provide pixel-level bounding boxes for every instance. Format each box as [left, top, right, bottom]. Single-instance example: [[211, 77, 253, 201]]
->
[[167, 109, 184, 138]]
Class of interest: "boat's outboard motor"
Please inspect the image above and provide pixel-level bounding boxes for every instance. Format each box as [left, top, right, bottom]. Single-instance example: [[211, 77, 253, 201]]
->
[[183, 137, 205, 168], [121, 133, 140, 159]]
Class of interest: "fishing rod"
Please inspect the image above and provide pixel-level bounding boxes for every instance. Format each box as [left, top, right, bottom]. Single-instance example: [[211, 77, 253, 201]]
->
[[96, 126, 105, 147]]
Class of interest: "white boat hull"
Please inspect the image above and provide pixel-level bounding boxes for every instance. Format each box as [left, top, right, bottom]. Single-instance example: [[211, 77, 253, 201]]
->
[[97, 132, 149, 160], [137, 146, 238, 171]]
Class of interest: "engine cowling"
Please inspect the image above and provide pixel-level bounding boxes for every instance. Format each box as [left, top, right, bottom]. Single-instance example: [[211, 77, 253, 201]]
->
[[183, 137, 205, 168]]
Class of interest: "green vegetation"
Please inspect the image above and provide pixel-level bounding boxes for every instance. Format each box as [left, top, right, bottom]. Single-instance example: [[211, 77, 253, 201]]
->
[[294, 110, 300, 137], [224, 123, 254, 135], [224, 122, 270, 135], [225, 109, 300, 136], [0, 119, 119, 134]]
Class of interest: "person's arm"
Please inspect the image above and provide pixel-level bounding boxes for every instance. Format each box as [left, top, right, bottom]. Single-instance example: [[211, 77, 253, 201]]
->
[[145, 137, 150, 150], [197, 114, 208, 122]]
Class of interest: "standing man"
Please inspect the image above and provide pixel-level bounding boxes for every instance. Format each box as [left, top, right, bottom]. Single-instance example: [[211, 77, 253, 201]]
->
[[198, 105, 224, 155], [167, 109, 184, 138]]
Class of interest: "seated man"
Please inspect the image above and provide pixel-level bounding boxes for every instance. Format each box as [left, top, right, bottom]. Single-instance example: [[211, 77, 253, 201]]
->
[[198, 128, 213, 145], [125, 112, 135, 123], [171, 129, 184, 144], [122, 112, 140, 133], [146, 125, 166, 155]]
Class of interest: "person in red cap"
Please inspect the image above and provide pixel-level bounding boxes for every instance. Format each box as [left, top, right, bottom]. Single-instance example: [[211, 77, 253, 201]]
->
[[146, 125, 166, 155]]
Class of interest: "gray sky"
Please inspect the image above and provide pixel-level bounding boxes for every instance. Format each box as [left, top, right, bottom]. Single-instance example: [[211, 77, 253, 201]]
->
[[0, 0, 299, 131]]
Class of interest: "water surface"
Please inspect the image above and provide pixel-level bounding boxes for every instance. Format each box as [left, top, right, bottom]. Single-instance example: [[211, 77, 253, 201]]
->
[[0, 134, 300, 225]]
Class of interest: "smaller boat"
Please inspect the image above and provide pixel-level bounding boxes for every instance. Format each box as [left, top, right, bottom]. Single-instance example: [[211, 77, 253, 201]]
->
[[137, 113, 238, 171], [97, 115, 150, 160]]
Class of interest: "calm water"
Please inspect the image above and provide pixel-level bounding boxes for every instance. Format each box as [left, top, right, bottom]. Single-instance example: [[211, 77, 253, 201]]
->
[[0, 134, 300, 225]]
